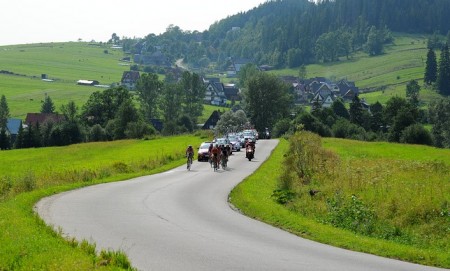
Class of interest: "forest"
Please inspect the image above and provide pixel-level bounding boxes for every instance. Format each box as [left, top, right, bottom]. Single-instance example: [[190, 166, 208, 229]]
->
[[120, 0, 450, 70]]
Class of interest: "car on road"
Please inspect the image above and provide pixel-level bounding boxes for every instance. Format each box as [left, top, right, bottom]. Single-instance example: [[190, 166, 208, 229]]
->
[[197, 142, 212, 162], [227, 134, 241, 152]]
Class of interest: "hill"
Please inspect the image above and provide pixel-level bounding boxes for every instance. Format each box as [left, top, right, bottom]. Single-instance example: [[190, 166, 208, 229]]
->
[[0, 42, 129, 118]]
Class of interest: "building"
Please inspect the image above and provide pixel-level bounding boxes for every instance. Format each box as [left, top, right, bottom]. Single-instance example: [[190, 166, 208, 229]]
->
[[121, 71, 141, 90]]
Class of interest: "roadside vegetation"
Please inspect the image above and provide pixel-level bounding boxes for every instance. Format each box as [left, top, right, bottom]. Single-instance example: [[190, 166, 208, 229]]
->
[[0, 134, 207, 270], [230, 132, 450, 268]]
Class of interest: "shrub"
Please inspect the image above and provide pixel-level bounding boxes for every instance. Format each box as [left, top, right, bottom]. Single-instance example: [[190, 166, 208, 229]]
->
[[400, 124, 434, 146]]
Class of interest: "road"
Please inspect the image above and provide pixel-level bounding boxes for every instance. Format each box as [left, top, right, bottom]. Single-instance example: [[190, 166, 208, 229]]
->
[[35, 140, 446, 271]]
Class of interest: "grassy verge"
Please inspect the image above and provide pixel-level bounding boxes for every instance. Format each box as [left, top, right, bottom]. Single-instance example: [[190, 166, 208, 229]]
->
[[0, 135, 207, 270], [230, 137, 450, 268]]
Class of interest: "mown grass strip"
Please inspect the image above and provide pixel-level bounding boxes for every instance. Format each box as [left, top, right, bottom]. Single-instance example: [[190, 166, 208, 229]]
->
[[229, 138, 450, 268]]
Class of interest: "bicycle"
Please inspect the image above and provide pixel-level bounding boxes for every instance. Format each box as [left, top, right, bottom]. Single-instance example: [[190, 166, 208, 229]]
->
[[221, 155, 228, 169], [186, 153, 193, 171]]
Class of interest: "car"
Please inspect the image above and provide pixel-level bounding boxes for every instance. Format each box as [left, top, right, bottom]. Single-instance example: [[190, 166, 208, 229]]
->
[[197, 142, 212, 162], [227, 134, 241, 151], [242, 130, 256, 144]]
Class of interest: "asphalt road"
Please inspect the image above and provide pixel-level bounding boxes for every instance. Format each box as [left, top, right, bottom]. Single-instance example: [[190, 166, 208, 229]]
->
[[35, 139, 446, 271]]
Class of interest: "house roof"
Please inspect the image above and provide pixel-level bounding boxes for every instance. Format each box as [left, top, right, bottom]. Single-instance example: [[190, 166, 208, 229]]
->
[[6, 118, 22, 135], [202, 110, 221, 130], [25, 113, 65, 126], [121, 71, 140, 82]]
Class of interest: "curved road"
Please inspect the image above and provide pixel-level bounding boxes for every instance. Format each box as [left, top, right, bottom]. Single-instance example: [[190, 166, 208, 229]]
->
[[36, 140, 445, 271]]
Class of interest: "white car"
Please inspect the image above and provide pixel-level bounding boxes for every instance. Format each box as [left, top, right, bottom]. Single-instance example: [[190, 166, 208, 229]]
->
[[227, 135, 241, 151]]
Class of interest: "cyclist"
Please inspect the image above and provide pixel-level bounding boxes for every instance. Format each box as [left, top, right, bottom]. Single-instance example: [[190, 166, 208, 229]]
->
[[186, 145, 194, 168], [211, 144, 220, 169], [220, 144, 228, 168]]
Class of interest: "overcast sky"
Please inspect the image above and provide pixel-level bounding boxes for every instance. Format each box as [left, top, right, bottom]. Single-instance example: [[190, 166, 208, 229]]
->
[[0, 0, 268, 46]]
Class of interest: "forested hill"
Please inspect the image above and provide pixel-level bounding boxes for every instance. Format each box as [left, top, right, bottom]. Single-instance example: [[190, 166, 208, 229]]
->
[[125, 0, 450, 69]]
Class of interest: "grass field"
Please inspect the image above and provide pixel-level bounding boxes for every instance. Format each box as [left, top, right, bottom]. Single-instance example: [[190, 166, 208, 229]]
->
[[0, 135, 207, 270], [230, 136, 450, 268], [0, 42, 129, 118]]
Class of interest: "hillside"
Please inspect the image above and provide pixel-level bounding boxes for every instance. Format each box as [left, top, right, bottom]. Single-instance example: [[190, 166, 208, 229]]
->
[[0, 42, 129, 118]]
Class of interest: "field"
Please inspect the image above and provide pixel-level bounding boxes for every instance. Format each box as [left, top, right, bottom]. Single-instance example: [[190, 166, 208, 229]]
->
[[0, 135, 207, 270], [230, 136, 450, 268], [0, 42, 129, 118], [272, 34, 442, 106]]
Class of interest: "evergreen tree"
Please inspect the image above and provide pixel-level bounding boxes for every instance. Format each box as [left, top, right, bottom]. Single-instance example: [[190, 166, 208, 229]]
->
[[331, 98, 350, 119], [14, 124, 24, 149], [0, 95, 9, 129], [0, 127, 11, 150], [349, 94, 364, 127], [424, 48, 437, 85], [437, 43, 450, 96], [370, 101, 384, 132], [41, 95, 56, 113]]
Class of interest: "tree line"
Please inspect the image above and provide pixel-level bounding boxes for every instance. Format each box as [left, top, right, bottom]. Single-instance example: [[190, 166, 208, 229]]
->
[[0, 71, 205, 150]]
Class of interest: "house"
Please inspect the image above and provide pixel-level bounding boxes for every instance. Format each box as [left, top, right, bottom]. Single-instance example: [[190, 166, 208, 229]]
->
[[121, 71, 140, 90], [202, 110, 221, 130], [203, 78, 227, 106], [134, 51, 170, 67], [226, 58, 252, 77], [6, 118, 22, 144], [25, 113, 65, 127], [223, 84, 240, 101]]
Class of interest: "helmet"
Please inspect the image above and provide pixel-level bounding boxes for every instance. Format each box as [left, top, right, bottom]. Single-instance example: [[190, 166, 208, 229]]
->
[[188, 145, 192, 147]]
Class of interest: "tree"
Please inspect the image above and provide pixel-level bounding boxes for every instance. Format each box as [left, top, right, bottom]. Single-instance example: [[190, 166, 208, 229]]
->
[[160, 83, 183, 125], [370, 101, 384, 132], [298, 65, 307, 80], [215, 110, 248, 135], [136, 73, 163, 121], [41, 95, 55, 113], [60, 101, 79, 123], [244, 73, 293, 134], [113, 99, 140, 140], [0, 95, 9, 129], [81, 87, 132, 126], [349, 94, 364, 127], [437, 43, 450, 96], [406, 79, 420, 107], [0, 127, 11, 150], [429, 98, 450, 148], [424, 48, 437, 85], [180, 71, 205, 123], [365, 26, 383, 56], [331, 98, 350, 120]]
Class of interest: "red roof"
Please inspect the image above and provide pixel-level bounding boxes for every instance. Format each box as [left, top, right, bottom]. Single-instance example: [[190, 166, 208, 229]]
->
[[25, 113, 65, 126]]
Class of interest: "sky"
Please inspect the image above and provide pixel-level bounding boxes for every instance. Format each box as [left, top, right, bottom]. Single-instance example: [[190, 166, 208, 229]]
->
[[0, 0, 269, 46]]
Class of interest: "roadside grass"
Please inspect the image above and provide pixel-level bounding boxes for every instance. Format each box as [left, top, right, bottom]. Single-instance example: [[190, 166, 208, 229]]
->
[[0, 135, 206, 270], [230, 137, 450, 268]]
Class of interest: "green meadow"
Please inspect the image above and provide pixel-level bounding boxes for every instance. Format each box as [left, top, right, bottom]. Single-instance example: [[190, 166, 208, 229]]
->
[[0, 42, 129, 118], [230, 136, 450, 268], [0, 135, 207, 270]]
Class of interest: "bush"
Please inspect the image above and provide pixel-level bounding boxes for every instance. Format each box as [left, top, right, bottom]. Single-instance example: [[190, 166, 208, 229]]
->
[[272, 118, 292, 137], [89, 124, 106, 142], [400, 124, 433, 146]]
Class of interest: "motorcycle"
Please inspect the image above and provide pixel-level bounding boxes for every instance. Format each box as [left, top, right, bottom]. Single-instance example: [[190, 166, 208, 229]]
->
[[245, 146, 254, 161]]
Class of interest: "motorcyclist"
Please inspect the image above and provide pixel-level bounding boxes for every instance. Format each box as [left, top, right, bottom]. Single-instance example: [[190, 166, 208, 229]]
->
[[245, 139, 255, 154]]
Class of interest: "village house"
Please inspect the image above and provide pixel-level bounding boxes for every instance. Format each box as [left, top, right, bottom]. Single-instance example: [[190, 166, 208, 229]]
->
[[121, 71, 140, 90], [203, 77, 227, 106], [25, 113, 65, 127]]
